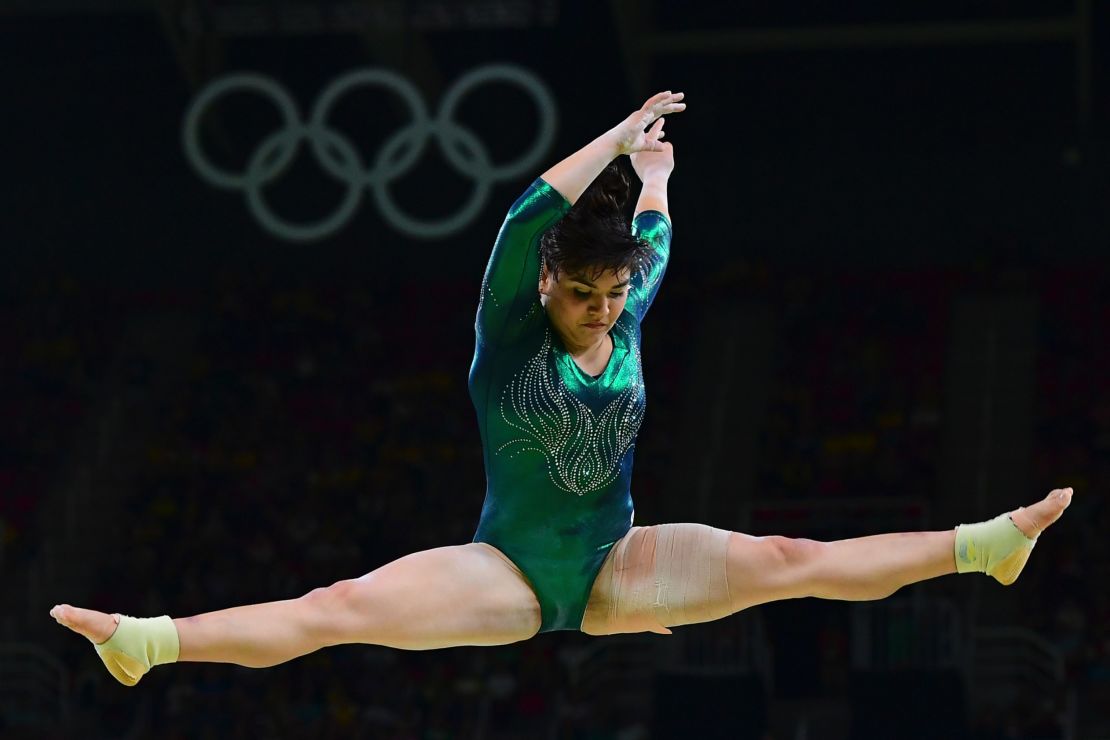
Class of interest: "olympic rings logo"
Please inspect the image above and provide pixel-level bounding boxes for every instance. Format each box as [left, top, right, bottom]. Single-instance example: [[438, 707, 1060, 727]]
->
[[183, 65, 557, 241]]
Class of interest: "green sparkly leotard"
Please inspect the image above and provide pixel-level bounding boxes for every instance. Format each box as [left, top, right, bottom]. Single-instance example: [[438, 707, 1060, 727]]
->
[[469, 177, 671, 632]]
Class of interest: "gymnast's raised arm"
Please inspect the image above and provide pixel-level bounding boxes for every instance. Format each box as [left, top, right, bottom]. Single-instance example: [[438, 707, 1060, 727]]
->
[[476, 91, 685, 344], [624, 127, 676, 322], [541, 91, 684, 205]]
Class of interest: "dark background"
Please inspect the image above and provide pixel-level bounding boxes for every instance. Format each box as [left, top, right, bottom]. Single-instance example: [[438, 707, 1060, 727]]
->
[[2, 1, 1108, 738]]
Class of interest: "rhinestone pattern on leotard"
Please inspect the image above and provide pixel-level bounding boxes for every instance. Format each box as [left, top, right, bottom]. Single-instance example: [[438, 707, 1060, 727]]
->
[[497, 323, 644, 495]]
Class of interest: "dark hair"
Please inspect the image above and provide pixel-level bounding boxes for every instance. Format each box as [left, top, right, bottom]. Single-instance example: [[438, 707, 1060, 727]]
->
[[540, 162, 653, 282]]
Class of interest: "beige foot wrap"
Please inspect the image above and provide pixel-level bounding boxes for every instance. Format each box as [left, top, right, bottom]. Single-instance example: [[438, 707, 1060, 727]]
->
[[93, 614, 180, 686], [954, 511, 1037, 586], [580, 523, 733, 636]]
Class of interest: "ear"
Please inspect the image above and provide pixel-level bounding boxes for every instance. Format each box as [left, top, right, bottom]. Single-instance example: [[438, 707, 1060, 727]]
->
[[538, 263, 553, 295]]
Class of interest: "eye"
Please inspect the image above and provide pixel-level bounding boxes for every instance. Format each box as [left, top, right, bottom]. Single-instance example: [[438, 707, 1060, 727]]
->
[[573, 288, 591, 298], [609, 291, 627, 299]]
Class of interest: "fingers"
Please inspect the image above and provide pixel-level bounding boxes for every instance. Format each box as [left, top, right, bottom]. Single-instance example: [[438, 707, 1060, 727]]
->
[[642, 90, 685, 112], [660, 91, 686, 115], [619, 92, 683, 155], [639, 91, 686, 124], [647, 120, 667, 151], [640, 122, 672, 153]]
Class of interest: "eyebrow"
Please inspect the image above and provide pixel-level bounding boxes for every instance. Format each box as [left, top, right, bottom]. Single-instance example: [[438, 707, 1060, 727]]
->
[[569, 275, 631, 289]]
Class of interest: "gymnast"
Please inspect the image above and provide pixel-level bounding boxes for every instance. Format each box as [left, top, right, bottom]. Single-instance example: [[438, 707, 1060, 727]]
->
[[51, 91, 1072, 685]]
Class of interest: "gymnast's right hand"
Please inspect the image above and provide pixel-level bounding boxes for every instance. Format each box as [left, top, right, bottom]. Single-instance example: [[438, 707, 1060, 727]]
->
[[609, 91, 685, 156]]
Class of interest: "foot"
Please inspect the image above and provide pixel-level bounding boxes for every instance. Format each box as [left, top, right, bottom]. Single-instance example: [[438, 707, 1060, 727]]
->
[[956, 487, 1073, 585], [49, 604, 120, 645], [1009, 487, 1073, 539]]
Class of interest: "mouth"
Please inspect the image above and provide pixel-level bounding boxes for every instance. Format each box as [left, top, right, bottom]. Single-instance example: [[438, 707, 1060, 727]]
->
[[583, 322, 607, 329]]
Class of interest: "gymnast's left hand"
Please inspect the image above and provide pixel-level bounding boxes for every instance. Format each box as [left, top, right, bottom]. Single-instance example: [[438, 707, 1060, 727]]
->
[[610, 91, 685, 156], [630, 138, 674, 182]]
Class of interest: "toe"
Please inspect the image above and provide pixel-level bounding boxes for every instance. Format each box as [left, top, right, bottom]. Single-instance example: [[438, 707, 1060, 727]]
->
[[49, 605, 119, 643], [1014, 487, 1073, 538], [1046, 487, 1074, 517]]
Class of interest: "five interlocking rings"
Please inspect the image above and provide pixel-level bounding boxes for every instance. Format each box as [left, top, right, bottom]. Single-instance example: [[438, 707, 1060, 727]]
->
[[183, 65, 557, 241]]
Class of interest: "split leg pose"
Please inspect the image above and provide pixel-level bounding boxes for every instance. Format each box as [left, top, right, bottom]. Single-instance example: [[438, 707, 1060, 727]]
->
[[51, 89, 1073, 684], [50, 490, 1073, 679]]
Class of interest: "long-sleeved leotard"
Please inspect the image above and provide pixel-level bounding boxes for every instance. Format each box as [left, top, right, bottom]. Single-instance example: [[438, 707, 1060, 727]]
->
[[469, 177, 671, 632]]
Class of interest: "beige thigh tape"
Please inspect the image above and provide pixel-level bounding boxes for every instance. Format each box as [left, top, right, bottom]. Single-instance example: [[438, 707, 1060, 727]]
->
[[580, 523, 734, 636]]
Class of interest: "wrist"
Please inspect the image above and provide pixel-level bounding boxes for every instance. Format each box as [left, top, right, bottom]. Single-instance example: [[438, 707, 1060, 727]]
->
[[600, 127, 628, 157], [639, 173, 671, 189]]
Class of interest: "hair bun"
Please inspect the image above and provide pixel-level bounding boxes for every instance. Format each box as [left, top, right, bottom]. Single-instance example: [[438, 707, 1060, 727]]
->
[[539, 160, 649, 281], [574, 162, 631, 219]]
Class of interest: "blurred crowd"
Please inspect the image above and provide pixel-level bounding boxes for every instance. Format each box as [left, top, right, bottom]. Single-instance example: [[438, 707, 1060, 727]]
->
[[1028, 267, 1110, 736], [0, 276, 121, 571], [4, 255, 1108, 738], [756, 268, 952, 504]]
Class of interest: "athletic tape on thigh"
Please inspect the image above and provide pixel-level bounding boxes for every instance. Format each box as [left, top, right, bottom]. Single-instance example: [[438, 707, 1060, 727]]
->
[[582, 523, 733, 635], [653, 523, 733, 628]]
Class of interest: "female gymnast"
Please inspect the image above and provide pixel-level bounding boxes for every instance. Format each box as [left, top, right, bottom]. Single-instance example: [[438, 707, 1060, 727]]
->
[[51, 90, 1072, 685]]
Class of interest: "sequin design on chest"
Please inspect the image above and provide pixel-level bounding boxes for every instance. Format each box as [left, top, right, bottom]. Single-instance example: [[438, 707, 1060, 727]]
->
[[497, 326, 645, 495]]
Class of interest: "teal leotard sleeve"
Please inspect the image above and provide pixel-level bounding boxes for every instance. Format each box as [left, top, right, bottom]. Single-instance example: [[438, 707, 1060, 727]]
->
[[469, 178, 673, 632], [627, 210, 672, 321], [475, 178, 571, 346]]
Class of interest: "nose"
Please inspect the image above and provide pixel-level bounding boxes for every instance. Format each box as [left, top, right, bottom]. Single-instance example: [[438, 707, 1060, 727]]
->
[[588, 295, 610, 317]]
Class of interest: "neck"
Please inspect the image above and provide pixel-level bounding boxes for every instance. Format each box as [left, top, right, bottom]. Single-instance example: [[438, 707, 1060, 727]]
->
[[560, 330, 607, 357]]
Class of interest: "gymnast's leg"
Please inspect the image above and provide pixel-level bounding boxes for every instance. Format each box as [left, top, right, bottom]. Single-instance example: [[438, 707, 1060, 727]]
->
[[50, 542, 541, 685], [726, 487, 1072, 613], [582, 488, 1072, 635]]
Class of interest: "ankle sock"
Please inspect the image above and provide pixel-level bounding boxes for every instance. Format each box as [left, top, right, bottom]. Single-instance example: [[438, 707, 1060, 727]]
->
[[954, 512, 1036, 586], [93, 614, 180, 686]]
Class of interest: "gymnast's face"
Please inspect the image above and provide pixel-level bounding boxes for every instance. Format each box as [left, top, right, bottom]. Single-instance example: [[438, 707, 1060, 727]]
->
[[539, 265, 631, 350]]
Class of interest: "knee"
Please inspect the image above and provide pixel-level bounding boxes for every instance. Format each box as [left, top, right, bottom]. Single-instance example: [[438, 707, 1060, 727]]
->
[[299, 580, 361, 644], [302, 579, 358, 607], [763, 536, 827, 570], [725, 533, 832, 608], [762, 536, 831, 597]]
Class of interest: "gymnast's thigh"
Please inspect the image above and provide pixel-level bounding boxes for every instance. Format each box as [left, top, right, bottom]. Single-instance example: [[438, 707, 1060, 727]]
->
[[336, 542, 542, 649], [579, 523, 734, 636]]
